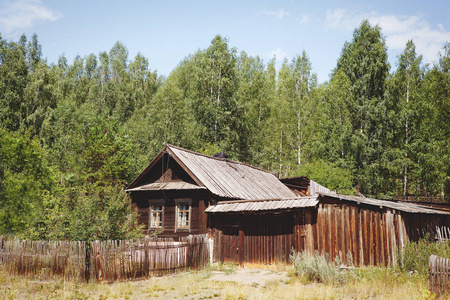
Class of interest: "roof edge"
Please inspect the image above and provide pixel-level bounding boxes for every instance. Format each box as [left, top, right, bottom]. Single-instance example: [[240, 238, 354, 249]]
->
[[164, 145, 205, 187], [126, 146, 168, 190], [318, 192, 450, 215], [127, 144, 207, 191], [166, 144, 275, 175]]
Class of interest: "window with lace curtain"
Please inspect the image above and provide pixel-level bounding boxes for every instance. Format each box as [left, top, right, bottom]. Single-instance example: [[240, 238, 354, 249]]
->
[[150, 203, 163, 228], [176, 199, 191, 231]]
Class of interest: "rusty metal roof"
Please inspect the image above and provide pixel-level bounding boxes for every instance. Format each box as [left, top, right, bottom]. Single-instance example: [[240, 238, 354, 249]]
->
[[319, 193, 450, 215], [126, 181, 207, 192], [166, 145, 296, 200], [205, 196, 318, 213]]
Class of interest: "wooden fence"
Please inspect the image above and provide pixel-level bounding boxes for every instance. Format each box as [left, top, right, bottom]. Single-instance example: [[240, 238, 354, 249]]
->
[[0, 236, 86, 281], [90, 235, 210, 281], [436, 226, 450, 242], [429, 255, 450, 295], [0, 234, 210, 282]]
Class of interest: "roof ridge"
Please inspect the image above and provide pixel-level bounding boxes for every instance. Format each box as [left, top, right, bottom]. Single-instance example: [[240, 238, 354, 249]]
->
[[165, 144, 273, 174]]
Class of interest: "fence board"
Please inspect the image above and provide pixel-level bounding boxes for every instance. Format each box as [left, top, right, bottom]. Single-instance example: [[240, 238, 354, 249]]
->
[[91, 235, 209, 282], [429, 255, 450, 295], [0, 234, 210, 283], [0, 237, 86, 281]]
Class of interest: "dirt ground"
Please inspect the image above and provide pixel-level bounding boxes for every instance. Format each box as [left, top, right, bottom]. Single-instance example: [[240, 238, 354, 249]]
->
[[124, 265, 293, 299], [205, 267, 289, 286]]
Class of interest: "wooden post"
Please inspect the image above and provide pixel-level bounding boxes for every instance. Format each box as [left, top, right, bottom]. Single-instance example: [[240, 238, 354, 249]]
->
[[239, 214, 245, 267], [96, 251, 103, 282]]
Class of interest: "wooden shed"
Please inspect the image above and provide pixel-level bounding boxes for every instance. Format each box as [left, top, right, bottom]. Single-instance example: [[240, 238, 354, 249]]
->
[[314, 193, 450, 266], [207, 192, 450, 266], [127, 145, 450, 266]]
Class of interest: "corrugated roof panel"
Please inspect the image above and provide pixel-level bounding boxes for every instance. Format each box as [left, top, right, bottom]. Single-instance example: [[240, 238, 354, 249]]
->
[[205, 197, 318, 213], [255, 202, 264, 211]]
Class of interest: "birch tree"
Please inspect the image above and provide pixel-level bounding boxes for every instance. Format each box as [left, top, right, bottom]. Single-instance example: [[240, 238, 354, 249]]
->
[[334, 20, 390, 194], [188, 35, 238, 151], [391, 41, 423, 196]]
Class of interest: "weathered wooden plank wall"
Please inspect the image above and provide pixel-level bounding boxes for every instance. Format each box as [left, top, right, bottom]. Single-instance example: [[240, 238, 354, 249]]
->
[[210, 200, 450, 267], [211, 213, 295, 265], [310, 203, 404, 266]]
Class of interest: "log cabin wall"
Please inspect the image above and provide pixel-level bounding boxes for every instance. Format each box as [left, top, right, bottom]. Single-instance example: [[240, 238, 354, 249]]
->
[[130, 190, 210, 238]]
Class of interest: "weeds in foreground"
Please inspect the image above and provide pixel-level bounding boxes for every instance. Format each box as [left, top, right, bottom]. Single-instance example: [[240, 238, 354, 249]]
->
[[289, 249, 436, 296], [207, 262, 238, 275], [0, 262, 444, 299], [399, 237, 450, 276], [290, 250, 350, 284]]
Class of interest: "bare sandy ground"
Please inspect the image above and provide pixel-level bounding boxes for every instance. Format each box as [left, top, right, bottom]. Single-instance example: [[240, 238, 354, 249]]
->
[[206, 268, 290, 286]]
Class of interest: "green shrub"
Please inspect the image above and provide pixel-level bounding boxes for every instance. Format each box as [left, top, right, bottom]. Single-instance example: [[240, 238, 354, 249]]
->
[[290, 251, 349, 284], [399, 238, 450, 276]]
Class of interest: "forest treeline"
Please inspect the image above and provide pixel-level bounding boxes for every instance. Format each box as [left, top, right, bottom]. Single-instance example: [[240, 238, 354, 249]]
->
[[1, 20, 449, 239]]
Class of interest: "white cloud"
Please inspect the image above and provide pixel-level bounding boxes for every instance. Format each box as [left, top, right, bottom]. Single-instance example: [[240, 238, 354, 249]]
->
[[325, 9, 376, 31], [259, 8, 289, 19], [325, 9, 348, 29], [268, 47, 287, 62], [370, 15, 450, 64], [298, 14, 312, 25], [0, 0, 62, 37], [325, 8, 450, 65]]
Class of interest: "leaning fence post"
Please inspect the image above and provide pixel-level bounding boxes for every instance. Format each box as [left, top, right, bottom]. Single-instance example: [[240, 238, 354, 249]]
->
[[96, 250, 103, 282], [429, 254, 450, 295]]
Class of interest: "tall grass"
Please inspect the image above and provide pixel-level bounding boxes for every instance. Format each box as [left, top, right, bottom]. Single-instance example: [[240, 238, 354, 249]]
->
[[0, 265, 435, 299], [399, 238, 450, 276], [289, 250, 350, 284]]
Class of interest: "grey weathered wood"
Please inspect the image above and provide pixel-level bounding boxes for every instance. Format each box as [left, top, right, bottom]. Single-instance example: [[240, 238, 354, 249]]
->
[[0, 235, 209, 283], [429, 255, 450, 295], [129, 145, 296, 200]]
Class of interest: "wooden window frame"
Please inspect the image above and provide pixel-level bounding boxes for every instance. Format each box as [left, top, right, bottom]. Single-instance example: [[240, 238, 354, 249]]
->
[[149, 201, 164, 229], [175, 198, 191, 232]]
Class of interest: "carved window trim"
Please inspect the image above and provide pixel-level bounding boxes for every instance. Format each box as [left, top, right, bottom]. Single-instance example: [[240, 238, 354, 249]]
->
[[175, 198, 191, 232], [149, 200, 164, 229]]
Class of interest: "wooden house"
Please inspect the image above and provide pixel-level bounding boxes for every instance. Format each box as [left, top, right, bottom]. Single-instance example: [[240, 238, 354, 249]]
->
[[127, 145, 450, 266], [126, 144, 295, 238]]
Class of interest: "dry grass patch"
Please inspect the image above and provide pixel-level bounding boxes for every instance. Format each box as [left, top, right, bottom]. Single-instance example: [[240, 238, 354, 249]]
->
[[0, 264, 441, 299]]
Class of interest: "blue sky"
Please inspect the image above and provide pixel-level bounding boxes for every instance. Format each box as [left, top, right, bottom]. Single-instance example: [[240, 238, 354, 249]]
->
[[1, 0, 449, 83]]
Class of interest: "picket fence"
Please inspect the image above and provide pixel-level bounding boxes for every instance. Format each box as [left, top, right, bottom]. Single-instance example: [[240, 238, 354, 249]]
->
[[436, 226, 450, 243], [0, 235, 210, 282], [429, 255, 450, 295]]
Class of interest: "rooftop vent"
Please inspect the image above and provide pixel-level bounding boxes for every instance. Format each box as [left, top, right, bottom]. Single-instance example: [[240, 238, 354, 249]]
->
[[213, 152, 229, 159]]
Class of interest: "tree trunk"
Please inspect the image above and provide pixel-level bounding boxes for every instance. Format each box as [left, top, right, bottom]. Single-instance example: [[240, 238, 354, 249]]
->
[[403, 79, 410, 197]]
